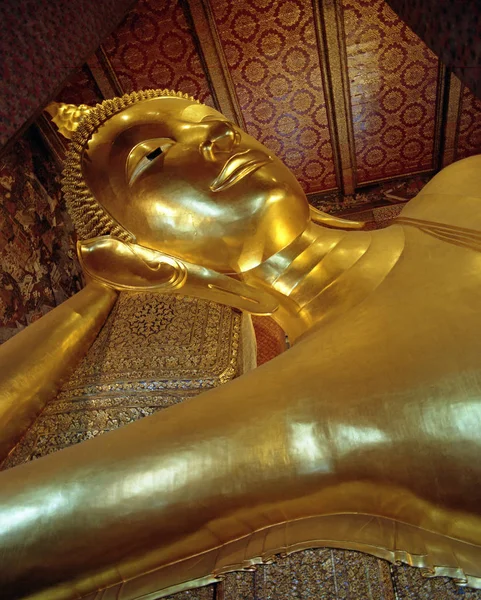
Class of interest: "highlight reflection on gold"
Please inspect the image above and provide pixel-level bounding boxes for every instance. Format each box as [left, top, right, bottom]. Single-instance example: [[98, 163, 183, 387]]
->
[[1, 90, 481, 598]]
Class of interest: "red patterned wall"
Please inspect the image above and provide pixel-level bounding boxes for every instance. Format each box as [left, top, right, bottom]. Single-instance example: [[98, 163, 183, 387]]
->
[[102, 0, 214, 106], [56, 65, 103, 106], [210, 0, 337, 193], [252, 316, 287, 366], [456, 86, 481, 160], [342, 0, 439, 184]]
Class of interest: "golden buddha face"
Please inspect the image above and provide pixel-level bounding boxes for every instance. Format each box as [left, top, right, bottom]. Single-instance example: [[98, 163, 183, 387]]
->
[[82, 96, 310, 273]]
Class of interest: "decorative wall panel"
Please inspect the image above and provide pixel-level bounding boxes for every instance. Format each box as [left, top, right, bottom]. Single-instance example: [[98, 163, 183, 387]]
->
[[0, 128, 82, 343], [391, 564, 481, 600], [252, 315, 286, 366], [342, 0, 439, 184], [209, 0, 337, 193], [1, 292, 246, 469], [164, 588, 215, 600], [456, 85, 481, 160], [194, 547, 481, 600], [102, 0, 214, 106], [220, 548, 396, 600]]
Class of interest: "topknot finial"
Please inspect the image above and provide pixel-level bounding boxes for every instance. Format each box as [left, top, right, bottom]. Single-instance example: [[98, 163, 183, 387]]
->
[[45, 102, 92, 139]]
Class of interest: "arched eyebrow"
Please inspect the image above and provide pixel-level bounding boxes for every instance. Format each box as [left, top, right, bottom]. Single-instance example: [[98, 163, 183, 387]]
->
[[200, 114, 234, 127]]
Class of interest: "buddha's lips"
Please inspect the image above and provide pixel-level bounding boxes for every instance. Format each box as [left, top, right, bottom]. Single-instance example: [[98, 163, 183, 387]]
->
[[210, 149, 272, 192]]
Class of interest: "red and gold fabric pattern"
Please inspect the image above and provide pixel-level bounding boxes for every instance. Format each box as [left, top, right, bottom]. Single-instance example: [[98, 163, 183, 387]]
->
[[102, 0, 214, 106], [342, 0, 439, 183]]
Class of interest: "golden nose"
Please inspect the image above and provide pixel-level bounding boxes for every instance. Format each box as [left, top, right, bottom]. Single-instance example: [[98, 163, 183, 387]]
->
[[201, 120, 240, 161]]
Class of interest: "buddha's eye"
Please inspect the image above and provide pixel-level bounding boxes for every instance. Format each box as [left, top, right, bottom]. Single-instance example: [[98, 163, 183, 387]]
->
[[146, 147, 163, 161], [127, 139, 174, 186]]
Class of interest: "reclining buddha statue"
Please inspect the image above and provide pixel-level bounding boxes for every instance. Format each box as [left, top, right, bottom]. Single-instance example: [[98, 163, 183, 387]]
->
[[1, 88, 481, 599]]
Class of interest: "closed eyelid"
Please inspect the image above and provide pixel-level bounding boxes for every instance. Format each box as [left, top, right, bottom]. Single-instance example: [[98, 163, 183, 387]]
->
[[126, 138, 174, 186]]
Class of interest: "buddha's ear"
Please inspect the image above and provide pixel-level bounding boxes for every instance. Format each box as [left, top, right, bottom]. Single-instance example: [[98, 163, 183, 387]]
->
[[78, 237, 278, 315], [78, 237, 186, 291], [309, 205, 365, 230]]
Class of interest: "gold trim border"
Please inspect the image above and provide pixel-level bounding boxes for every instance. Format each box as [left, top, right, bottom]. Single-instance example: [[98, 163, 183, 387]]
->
[[53, 513, 481, 600]]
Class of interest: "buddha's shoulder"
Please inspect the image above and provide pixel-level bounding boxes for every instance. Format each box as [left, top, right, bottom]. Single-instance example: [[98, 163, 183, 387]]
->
[[400, 155, 481, 230]]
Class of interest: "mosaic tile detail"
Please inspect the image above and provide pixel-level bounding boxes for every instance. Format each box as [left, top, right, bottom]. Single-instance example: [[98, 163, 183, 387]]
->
[[219, 549, 395, 600], [391, 563, 481, 600], [1, 293, 243, 468], [220, 570, 256, 599], [161, 585, 216, 600]]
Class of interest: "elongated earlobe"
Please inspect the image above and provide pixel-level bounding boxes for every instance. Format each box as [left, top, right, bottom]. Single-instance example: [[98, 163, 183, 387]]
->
[[78, 237, 186, 290], [78, 237, 279, 315], [309, 205, 365, 230]]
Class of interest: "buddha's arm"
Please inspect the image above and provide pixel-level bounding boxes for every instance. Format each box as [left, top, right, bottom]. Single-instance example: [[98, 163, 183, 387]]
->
[[0, 282, 117, 462], [1, 271, 481, 600]]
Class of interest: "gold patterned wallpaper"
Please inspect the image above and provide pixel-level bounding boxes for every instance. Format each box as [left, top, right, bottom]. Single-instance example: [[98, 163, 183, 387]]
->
[[343, 0, 439, 183], [103, 0, 214, 105]]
